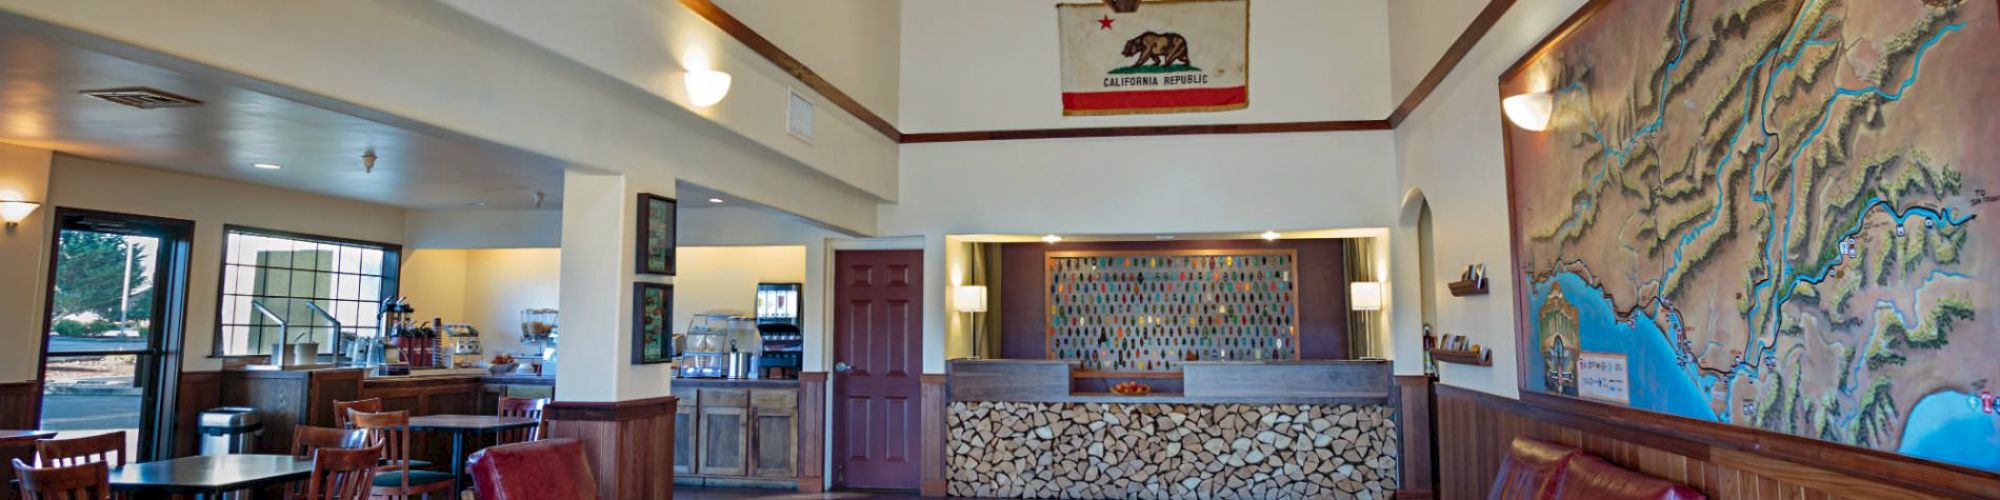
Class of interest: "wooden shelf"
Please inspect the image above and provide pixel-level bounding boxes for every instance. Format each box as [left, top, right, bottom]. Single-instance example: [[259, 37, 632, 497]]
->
[[1427, 349, 1491, 366], [1447, 280, 1489, 296], [1070, 370, 1184, 379]]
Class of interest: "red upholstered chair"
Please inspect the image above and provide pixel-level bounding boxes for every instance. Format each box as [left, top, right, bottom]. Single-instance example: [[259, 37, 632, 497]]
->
[[467, 438, 597, 500], [1488, 438, 1580, 500], [1549, 455, 1705, 500]]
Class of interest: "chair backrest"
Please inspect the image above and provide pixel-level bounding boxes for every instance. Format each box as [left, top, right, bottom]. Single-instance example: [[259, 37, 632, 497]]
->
[[495, 397, 548, 443], [346, 411, 413, 468], [11, 458, 111, 500], [300, 444, 384, 500], [1549, 455, 1706, 500], [1489, 437, 1578, 500], [467, 439, 597, 500], [290, 425, 370, 460], [34, 431, 127, 468], [331, 398, 382, 429]]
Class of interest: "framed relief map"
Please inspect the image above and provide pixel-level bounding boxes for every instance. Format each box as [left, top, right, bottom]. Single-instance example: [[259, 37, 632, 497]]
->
[[1503, 0, 2000, 471]]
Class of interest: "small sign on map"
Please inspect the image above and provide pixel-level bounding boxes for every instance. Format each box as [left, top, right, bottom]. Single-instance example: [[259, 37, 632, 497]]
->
[[1577, 352, 1630, 404]]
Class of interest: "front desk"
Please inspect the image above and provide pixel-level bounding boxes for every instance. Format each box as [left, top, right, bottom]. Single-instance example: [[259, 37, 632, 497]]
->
[[946, 359, 1398, 499]]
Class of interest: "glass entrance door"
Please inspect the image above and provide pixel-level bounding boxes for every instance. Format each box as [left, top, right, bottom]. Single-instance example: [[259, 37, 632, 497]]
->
[[38, 209, 192, 460]]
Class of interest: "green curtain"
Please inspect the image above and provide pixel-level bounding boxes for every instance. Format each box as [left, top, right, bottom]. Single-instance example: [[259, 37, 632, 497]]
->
[[1345, 238, 1382, 358], [966, 242, 1005, 358]]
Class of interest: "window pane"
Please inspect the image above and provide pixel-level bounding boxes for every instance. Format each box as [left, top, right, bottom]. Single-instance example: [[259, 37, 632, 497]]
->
[[361, 250, 383, 276], [40, 354, 143, 458], [214, 228, 398, 356], [47, 230, 158, 354]]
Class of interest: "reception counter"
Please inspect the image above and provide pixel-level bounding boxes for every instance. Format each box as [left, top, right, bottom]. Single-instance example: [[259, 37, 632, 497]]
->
[[945, 359, 1399, 499]]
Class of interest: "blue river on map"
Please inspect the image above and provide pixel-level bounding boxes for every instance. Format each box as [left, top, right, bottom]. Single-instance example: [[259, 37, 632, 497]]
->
[[1899, 391, 2000, 470], [1525, 272, 1717, 422]]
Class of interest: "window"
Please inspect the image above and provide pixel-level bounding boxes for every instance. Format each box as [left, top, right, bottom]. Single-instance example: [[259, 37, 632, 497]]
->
[[215, 226, 400, 356]]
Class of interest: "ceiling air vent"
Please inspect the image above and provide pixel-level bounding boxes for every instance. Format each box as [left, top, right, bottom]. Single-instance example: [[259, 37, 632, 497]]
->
[[79, 87, 203, 109]]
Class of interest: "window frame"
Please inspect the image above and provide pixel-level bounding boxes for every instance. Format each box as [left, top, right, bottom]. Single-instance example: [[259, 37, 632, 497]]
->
[[209, 224, 402, 358]]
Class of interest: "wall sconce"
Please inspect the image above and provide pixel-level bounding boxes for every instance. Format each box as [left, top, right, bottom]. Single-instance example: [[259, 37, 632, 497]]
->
[[1, 200, 41, 228], [1502, 92, 1553, 131], [683, 52, 733, 107], [1349, 281, 1384, 312], [953, 285, 988, 313]]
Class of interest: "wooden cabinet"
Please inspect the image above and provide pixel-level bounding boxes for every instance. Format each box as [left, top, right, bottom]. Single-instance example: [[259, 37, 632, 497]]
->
[[673, 382, 800, 487], [750, 390, 798, 478]]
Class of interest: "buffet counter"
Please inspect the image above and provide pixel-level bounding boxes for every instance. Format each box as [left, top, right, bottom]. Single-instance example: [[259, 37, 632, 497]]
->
[[944, 359, 1399, 499]]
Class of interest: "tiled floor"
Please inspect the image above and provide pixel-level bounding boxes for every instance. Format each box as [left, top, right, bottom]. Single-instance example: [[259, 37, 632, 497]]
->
[[673, 487, 945, 499]]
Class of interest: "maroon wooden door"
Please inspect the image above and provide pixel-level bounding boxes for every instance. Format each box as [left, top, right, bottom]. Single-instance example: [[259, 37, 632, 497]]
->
[[831, 250, 923, 490]]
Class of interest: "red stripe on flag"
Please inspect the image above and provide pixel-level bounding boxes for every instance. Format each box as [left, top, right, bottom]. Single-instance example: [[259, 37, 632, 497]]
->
[[1062, 87, 1248, 110]]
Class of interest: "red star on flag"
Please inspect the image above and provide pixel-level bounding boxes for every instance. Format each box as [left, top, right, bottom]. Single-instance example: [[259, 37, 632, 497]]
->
[[1098, 15, 1115, 30]]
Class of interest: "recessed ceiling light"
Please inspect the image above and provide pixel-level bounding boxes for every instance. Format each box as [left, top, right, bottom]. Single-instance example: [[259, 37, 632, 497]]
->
[[252, 162, 282, 170], [1260, 230, 1282, 241], [1154, 235, 1177, 240], [1042, 234, 1063, 244], [708, 198, 725, 204]]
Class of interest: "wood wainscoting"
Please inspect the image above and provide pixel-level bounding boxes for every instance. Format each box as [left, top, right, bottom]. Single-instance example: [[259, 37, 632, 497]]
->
[[1391, 376, 1435, 499], [797, 372, 828, 493], [1434, 384, 2000, 499], [173, 371, 223, 457], [546, 396, 679, 500], [919, 374, 948, 497], [0, 380, 37, 429]]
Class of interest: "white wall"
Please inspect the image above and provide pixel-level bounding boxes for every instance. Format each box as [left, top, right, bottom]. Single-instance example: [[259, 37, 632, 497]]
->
[[0, 143, 52, 383], [43, 154, 409, 372], [712, 0, 901, 125], [401, 249, 469, 325], [1386, 0, 1489, 105], [433, 0, 900, 204], [672, 246, 806, 336], [399, 248, 561, 359], [0, 0, 885, 235], [899, 0, 1393, 132], [404, 210, 561, 249], [463, 249, 561, 357], [1392, 0, 1590, 397]]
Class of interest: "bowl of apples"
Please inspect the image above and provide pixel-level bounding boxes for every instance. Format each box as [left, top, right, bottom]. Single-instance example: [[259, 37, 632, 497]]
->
[[1111, 381, 1152, 396], [488, 354, 519, 374]]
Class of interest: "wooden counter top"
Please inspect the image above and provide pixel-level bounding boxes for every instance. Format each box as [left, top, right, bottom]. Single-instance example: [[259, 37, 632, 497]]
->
[[671, 378, 801, 390], [947, 358, 1390, 405]]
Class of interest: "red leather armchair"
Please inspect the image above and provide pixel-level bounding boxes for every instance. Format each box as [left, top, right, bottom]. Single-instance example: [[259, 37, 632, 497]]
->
[[1489, 437, 1704, 500], [467, 438, 597, 500], [1489, 438, 1580, 500]]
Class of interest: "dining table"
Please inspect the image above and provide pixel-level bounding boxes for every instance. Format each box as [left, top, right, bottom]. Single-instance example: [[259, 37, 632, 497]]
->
[[106, 454, 313, 500], [1, 430, 57, 500], [407, 414, 540, 494]]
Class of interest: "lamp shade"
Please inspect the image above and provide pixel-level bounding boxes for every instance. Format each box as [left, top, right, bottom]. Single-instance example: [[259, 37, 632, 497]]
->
[[1349, 281, 1384, 311], [954, 285, 988, 313], [1502, 92, 1553, 131], [685, 69, 733, 107], [0, 200, 40, 224]]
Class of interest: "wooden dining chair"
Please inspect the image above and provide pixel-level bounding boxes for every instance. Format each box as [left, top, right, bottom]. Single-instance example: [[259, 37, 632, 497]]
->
[[331, 398, 383, 429], [494, 397, 548, 443], [348, 411, 454, 499], [297, 444, 383, 500], [33, 431, 127, 468], [290, 425, 370, 460], [10, 458, 111, 500]]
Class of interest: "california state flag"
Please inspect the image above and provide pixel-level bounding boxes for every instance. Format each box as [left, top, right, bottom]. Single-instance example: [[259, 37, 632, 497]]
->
[[1056, 0, 1249, 116]]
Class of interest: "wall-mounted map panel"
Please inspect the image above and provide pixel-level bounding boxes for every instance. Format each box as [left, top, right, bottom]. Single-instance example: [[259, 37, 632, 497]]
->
[[1503, 0, 2000, 472]]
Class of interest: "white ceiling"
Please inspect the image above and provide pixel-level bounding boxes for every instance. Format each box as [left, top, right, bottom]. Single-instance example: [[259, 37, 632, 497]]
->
[[0, 26, 568, 210]]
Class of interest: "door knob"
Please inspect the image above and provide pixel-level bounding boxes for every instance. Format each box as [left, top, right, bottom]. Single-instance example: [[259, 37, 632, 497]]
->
[[833, 362, 853, 374]]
